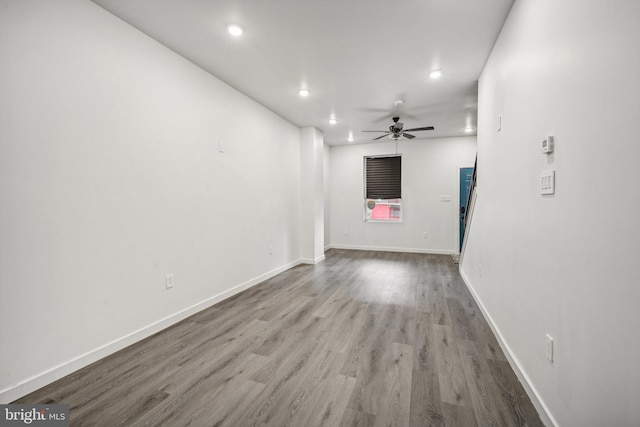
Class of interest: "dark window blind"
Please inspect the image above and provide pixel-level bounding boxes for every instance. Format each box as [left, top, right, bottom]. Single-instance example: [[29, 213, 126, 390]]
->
[[365, 155, 401, 199]]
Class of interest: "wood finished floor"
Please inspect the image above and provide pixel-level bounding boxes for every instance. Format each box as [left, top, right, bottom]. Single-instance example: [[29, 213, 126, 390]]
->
[[16, 249, 544, 426]]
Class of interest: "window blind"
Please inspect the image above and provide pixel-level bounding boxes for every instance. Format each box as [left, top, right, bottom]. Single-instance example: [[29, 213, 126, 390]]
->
[[365, 155, 401, 199]]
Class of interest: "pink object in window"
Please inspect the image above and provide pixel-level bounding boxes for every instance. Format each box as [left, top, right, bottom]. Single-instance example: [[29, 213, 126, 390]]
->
[[371, 204, 391, 219]]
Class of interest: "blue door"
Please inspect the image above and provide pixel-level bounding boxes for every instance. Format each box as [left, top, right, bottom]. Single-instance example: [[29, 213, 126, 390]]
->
[[459, 167, 474, 251]]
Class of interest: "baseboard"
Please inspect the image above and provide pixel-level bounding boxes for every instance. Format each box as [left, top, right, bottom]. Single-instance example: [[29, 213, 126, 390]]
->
[[330, 244, 456, 255], [0, 259, 301, 404], [458, 268, 558, 427], [299, 254, 326, 265]]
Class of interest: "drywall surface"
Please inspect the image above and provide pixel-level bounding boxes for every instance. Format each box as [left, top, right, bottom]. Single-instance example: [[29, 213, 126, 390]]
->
[[299, 127, 325, 263], [329, 137, 476, 253], [461, 1, 640, 425], [323, 144, 331, 248], [0, 0, 301, 401]]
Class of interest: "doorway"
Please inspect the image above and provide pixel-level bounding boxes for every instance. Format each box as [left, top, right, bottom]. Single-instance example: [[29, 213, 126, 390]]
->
[[459, 167, 474, 251]]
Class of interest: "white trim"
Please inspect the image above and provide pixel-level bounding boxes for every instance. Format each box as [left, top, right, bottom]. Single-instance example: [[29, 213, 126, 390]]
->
[[330, 244, 456, 255], [458, 268, 557, 427], [0, 260, 301, 404], [299, 254, 326, 265]]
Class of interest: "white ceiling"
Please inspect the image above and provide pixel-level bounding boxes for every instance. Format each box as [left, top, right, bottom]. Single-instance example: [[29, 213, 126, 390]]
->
[[91, 0, 513, 145]]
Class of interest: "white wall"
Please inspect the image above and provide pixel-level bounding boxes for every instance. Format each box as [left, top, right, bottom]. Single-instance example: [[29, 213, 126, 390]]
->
[[299, 127, 325, 263], [330, 137, 476, 253], [0, 0, 301, 402], [323, 144, 331, 248], [461, 1, 640, 426]]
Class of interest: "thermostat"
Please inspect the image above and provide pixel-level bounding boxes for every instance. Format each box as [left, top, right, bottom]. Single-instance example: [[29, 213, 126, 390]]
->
[[542, 135, 554, 153]]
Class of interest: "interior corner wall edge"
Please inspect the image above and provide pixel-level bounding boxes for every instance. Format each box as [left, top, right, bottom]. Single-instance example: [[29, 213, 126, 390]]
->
[[0, 0, 301, 402], [299, 127, 325, 262], [323, 143, 331, 248], [460, 1, 640, 426]]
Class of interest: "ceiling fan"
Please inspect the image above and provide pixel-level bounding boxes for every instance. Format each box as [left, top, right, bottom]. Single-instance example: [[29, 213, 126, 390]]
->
[[362, 116, 434, 140]]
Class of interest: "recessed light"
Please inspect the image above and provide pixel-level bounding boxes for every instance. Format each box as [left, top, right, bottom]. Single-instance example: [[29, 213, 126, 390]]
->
[[429, 69, 442, 79], [329, 118, 337, 125], [299, 89, 310, 97], [227, 24, 244, 36], [465, 127, 473, 132]]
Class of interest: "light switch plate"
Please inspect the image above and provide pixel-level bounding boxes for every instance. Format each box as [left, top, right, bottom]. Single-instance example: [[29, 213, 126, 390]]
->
[[541, 170, 555, 195]]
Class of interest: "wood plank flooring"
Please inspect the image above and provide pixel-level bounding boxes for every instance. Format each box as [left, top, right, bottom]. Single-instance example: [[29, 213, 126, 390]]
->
[[16, 249, 544, 426]]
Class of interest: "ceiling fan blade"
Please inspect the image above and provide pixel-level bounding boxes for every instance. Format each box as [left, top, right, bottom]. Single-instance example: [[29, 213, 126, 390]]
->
[[373, 133, 390, 141], [403, 126, 434, 132], [362, 130, 388, 133], [403, 133, 416, 139]]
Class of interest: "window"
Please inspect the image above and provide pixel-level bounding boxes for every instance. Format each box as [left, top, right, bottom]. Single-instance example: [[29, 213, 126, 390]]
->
[[364, 155, 402, 222]]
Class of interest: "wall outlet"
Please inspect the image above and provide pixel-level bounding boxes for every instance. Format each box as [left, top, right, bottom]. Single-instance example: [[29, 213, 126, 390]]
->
[[269, 245, 273, 255], [166, 274, 174, 289], [545, 334, 554, 363], [422, 232, 428, 239], [218, 141, 225, 153]]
